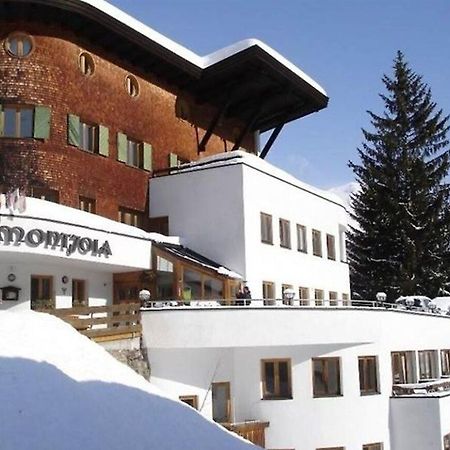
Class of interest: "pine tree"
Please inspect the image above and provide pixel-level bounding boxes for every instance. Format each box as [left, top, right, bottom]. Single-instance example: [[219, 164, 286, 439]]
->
[[348, 51, 450, 301]]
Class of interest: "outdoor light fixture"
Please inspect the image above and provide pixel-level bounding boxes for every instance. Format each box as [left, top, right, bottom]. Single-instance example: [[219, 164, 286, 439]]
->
[[376, 292, 387, 303], [283, 288, 295, 305], [405, 297, 415, 309], [139, 289, 151, 308]]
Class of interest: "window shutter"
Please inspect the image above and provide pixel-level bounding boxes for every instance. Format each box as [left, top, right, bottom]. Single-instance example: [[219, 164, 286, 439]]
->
[[143, 142, 152, 171], [67, 114, 80, 147], [33, 106, 51, 139], [98, 125, 109, 157], [117, 132, 127, 162], [168, 152, 178, 168], [0, 105, 4, 137]]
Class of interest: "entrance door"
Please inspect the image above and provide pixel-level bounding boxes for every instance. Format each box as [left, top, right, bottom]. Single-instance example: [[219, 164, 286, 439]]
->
[[30, 275, 54, 310], [212, 382, 231, 423]]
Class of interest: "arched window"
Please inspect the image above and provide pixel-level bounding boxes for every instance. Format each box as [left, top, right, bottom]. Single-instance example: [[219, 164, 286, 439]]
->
[[125, 75, 140, 97], [79, 52, 95, 76], [5, 33, 33, 57]]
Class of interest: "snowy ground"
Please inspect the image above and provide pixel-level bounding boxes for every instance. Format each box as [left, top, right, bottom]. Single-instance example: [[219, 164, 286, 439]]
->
[[0, 311, 256, 450]]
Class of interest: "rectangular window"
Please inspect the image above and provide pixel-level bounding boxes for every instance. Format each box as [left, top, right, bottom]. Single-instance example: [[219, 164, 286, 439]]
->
[[260, 213, 273, 244], [363, 444, 383, 450], [118, 207, 144, 228], [299, 286, 310, 305], [359, 356, 380, 395], [261, 359, 292, 400], [441, 350, 450, 376], [297, 224, 307, 252], [391, 351, 417, 384], [127, 138, 143, 168], [263, 281, 275, 305], [329, 291, 338, 306], [279, 219, 291, 249], [418, 350, 438, 380], [30, 275, 54, 310], [79, 196, 96, 214], [72, 279, 87, 307], [79, 120, 98, 152], [317, 448, 345, 450], [31, 187, 59, 203], [312, 229, 322, 257], [315, 289, 324, 306], [444, 433, 450, 450], [179, 395, 198, 410], [4, 105, 34, 138], [327, 234, 336, 260], [342, 293, 350, 306], [339, 224, 347, 262], [313, 357, 342, 397]]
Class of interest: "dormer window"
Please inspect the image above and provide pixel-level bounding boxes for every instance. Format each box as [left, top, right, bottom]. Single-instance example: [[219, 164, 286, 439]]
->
[[5, 33, 33, 57]]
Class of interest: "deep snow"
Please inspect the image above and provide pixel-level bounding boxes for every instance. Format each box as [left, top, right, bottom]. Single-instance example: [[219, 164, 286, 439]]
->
[[0, 311, 256, 450]]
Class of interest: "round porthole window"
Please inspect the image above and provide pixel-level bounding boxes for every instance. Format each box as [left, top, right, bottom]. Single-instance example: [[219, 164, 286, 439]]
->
[[5, 33, 33, 58], [79, 52, 95, 76], [125, 75, 140, 97]]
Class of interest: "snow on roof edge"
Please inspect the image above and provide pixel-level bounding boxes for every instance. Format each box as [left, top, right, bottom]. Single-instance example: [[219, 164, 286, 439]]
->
[[79, 0, 326, 96]]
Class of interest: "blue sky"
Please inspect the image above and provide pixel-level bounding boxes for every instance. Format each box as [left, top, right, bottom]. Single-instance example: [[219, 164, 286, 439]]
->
[[109, 0, 450, 189]]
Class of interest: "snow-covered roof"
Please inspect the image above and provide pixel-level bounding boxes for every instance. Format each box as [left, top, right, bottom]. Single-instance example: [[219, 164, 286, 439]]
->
[[0, 310, 256, 449], [171, 151, 346, 208], [78, 0, 326, 96]]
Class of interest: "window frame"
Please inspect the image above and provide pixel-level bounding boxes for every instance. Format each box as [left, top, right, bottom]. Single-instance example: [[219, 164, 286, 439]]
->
[[326, 233, 336, 260], [125, 74, 140, 97], [418, 349, 438, 380], [260, 212, 273, 245], [358, 356, 380, 396], [363, 444, 383, 450], [118, 206, 144, 228], [315, 289, 324, 306], [279, 218, 291, 249], [179, 395, 198, 410], [79, 119, 99, 153], [262, 281, 275, 305], [3, 105, 34, 138], [312, 229, 323, 257], [441, 350, 450, 377], [72, 279, 87, 307], [296, 223, 307, 253], [30, 275, 54, 310], [31, 186, 59, 203], [79, 52, 95, 76], [4, 32, 34, 58], [261, 358, 292, 400], [126, 137, 143, 168], [79, 196, 96, 214], [391, 351, 417, 384], [312, 357, 342, 398]]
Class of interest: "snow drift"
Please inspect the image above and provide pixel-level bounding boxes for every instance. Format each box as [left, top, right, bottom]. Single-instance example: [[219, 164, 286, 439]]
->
[[0, 311, 256, 450]]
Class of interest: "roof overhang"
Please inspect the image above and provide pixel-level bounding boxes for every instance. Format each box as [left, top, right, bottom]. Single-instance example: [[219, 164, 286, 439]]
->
[[0, 0, 329, 131]]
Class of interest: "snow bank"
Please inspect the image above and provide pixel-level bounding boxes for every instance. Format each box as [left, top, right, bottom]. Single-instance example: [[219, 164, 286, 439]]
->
[[0, 311, 256, 450]]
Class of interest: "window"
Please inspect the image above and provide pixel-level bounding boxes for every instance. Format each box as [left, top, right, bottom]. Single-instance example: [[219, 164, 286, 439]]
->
[[279, 219, 291, 249], [315, 289, 324, 306], [31, 187, 59, 203], [79, 120, 98, 152], [329, 291, 338, 306], [441, 350, 450, 376], [299, 286, 310, 305], [5, 33, 33, 57], [79, 196, 96, 214], [179, 395, 198, 409], [313, 357, 342, 397], [67, 115, 108, 156], [72, 279, 87, 307], [79, 52, 95, 76], [30, 275, 54, 310], [297, 224, 307, 252], [391, 351, 416, 384], [118, 207, 144, 228], [125, 75, 140, 97], [263, 281, 275, 305], [168, 152, 189, 168], [261, 359, 292, 399], [260, 213, 273, 244], [118, 133, 152, 171], [342, 293, 350, 306], [418, 350, 438, 380], [359, 356, 379, 395], [312, 229, 322, 257], [444, 433, 450, 450], [317, 447, 345, 450], [3, 105, 33, 138], [212, 382, 231, 423], [363, 444, 383, 450], [327, 234, 336, 260], [339, 224, 347, 262]]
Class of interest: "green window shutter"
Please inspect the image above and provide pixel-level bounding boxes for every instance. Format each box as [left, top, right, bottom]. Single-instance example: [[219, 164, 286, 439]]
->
[[0, 105, 4, 137], [168, 152, 178, 168], [117, 132, 127, 162], [68, 114, 80, 147], [98, 125, 109, 157], [33, 106, 51, 139], [143, 143, 152, 171]]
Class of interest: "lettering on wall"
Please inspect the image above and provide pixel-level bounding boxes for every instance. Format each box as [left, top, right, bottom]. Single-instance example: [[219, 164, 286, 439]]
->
[[0, 226, 112, 258]]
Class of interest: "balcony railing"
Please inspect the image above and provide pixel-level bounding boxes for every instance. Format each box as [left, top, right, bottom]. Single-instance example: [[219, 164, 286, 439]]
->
[[393, 379, 450, 396], [142, 298, 450, 316], [222, 421, 269, 448]]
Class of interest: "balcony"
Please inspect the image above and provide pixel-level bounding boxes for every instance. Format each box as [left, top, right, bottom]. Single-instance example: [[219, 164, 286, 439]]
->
[[222, 421, 269, 448]]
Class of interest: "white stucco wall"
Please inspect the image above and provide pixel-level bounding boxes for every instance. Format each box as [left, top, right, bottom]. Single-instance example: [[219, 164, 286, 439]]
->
[[143, 308, 450, 450], [149, 151, 350, 299]]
